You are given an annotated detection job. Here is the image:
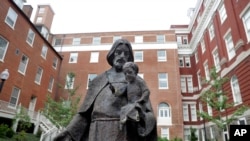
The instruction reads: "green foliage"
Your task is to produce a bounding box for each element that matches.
[0,124,9,137]
[6,128,15,138]
[13,106,32,131]
[189,127,198,141]
[13,130,27,141]
[43,72,81,128]
[157,136,182,141]
[198,67,249,131]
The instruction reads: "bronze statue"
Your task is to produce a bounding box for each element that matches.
[53,39,157,141]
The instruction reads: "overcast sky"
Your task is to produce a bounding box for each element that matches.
[26,0,197,34]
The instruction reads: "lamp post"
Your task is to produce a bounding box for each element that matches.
[0,69,9,93]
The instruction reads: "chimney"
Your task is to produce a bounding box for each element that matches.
[22,5,33,19]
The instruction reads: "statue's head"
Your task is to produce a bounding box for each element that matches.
[107,39,134,71]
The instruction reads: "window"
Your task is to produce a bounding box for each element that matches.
[185,57,191,67]
[8,87,20,108]
[242,7,250,42]
[52,57,58,69]
[18,54,29,74]
[5,8,18,28]
[183,104,189,121]
[224,32,235,60]
[13,0,24,9]
[92,37,101,44]
[39,7,45,13]
[41,45,48,59]
[134,51,143,62]
[161,128,169,139]
[135,36,143,43]
[158,73,168,89]
[69,53,78,63]
[190,104,197,121]
[207,101,213,116]
[90,52,99,63]
[65,73,75,89]
[157,35,165,43]
[36,17,43,23]
[212,48,221,72]
[177,36,182,45]
[35,67,43,84]
[184,128,190,141]
[180,77,187,93]
[218,4,227,24]
[197,71,202,90]
[157,50,167,61]
[0,37,9,61]
[48,76,54,92]
[180,76,193,93]
[54,38,62,46]
[179,57,184,67]
[210,126,215,140]
[176,35,188,45]
[158,103,171,118]
[199,102,203,120]
[231,75,242,105]
[201,39,206,53]
[238,118,247,125]
[87,74,97,88]
[208,24,215,40]
[204,61,210,81]
[195,51,199,63]
[113,36,121,42]
[138,73,144,79]
[72,38,81,45]
[26,29,35,46]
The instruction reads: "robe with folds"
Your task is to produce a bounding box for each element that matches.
[65,69,157,141]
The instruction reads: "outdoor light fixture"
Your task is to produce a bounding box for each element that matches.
[0,69,9,93]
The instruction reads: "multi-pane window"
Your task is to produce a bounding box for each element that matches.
[190,104,197,121]
[184,128,190,141]
[54,38,62,46]
[208,24,215,40]
[207,101,213,116]
[39,7,45,13]
[26,29,35,46]
[113,36,121,42]
[92,37,101,45]
[65,73,75,89]
[218,4,227,24]
[48,76,54,92]
[179,57,184,67]
[18,54,29,74]
[135,36,143,43]
[72,38,81,45]
[161,128,169,139]
[183,104,189,121]
[195,51,199,63]
[201,39,206,53]
[203,61,210,81]
[69,53,78,63]
[13,0,24,9]
[212,48,221,72]
[35,67,43,84]
[157,35,165,43]
[180,76,193,93]
[87,74,97,88]
[158,103,171,118]
[8,87,20,108]
[0,37,8,61]
[90,52,99,63]
[231,75,242,105]
[210,127,215,140]
[158,73,168,89]
[177,35,188,45]
[41,45,48,59]
[238,118,247,125]
[52,57,58,69]
[134,51,143,62]
[185,57,191,67]
[224,32,235,60]
[36,17,43,23]
[199,102,203,120]
[5,7,18,28]
[157,50,167,61]
[197,71,202,90]
[180,77,187,93]
[242,8,250,42]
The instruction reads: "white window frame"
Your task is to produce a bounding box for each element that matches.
[54,38,62,46]
[179,57,184,67]
[161,128,169,139]
[36,17,43,23]
[158,103,171,118]
[65,74,75,89]
[201,39,206,54]
[90,52,99,63]
[52,57,58,69]
[92,37,101,45]
[241,6,250,42]
[157,50,167,62]
[199,102,203,120]
[231,75,242,105]
[48,76,54,92]
[180,77,187,93]
[212,48,221,72]
[5,7,18,28]
[183,104,189,121]
[135,36,143,43]
[224,31,235,60]
[69,53,78,63]
[177,36,182,45]
[158,73,168,89]
[0,36,9,62]
[41,45,48,59]
[157,35,165,43]
[197,71,202,90]
[208,24,215,40]
[203,61,210,81]
[195,51,199,63]
[72,38,81,45]
[113,36,121,42]
[18,54,29,75]
[238,117,247,125]
[185,57,191,67]
[35,67,43,85]
[134,51,143,62]
[190,104,197,121]
[87,74,97,88]
[184,128,190,141]
[218,4,227,24]
[26,29,35,46]
[207,101,213,116]
[8,87,20,109]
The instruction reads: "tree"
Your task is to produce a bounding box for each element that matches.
[198,67,248,140]
[189,127,198,141]
[43,72,81,128]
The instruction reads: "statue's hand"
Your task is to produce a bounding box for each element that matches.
[53,130,72,141]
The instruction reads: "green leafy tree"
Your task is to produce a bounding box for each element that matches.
[189,127,198,141]
[43,72,81,128]
[13,106,32,132]
[198,67,249,140]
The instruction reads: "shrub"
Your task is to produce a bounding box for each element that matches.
[6,128,15,138]
[0,124,9,137]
